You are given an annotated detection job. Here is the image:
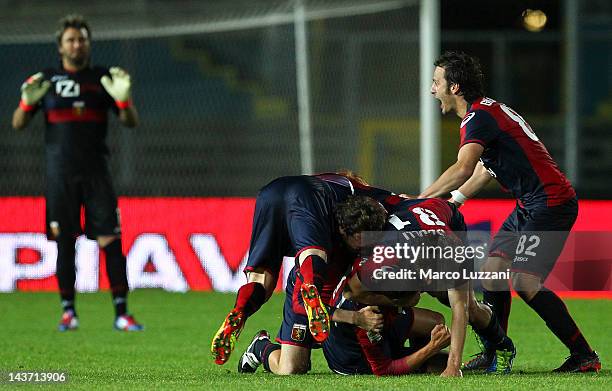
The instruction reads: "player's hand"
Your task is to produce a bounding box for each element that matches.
[355,306,383,333]
[440,367,463,377]
[429,324,451,350]
[100,67,132,103]
[20,72,51,106]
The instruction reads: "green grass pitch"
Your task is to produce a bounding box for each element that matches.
[1,291,610,390]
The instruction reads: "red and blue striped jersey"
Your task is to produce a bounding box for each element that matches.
[460,97,575,207]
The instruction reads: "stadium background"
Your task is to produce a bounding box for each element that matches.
[0,1,611,389]
[0,0,611,293]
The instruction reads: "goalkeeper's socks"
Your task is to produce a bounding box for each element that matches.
[234,282,267,317]
[483,288,511,332]
[102,239,129,317]
[56,236,77,309]
[61,300,76,316]
[113,297,127,317]
[526,288,592,355]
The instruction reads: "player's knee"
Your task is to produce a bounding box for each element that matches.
[511,273,540,302]
[481,258,502,273]
[97,235,119,248]
[246,270,276,298]
[49,222,61,240]
[481,257,510,290]
[510,274,521,291]
[514,288,538,303]
[278,361,309,375]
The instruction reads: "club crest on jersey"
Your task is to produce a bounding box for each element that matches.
[291,323,307,342]
[73,101,85,116]
[460,112,476,128]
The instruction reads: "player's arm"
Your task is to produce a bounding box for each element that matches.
[101,67,139,128]
[441,284,469,377]
[12,72,50,130]
[390,324,451,374]
[118,104,139,128]
[12,107,34,130]
[449,161,493,206]
[331,306,383,333]
[356,323,450,376]
[418,143,484,198]
[345,272,420,307]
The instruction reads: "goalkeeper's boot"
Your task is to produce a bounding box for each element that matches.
[553,351,601,373]
[300,283,330,343]
[114,314,144,331]
[58,310,79,332]
[211,309,245,365]
[238,330,270,373]
[462,332,495,371]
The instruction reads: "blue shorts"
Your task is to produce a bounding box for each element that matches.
[323,304,415,375]
[489,198,578,279]
[243,175,351,279]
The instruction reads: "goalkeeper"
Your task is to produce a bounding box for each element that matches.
[11,14,143,332]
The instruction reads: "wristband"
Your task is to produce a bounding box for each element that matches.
[19,99,36,112]
[450,189,468,204]
[115,99,132,110]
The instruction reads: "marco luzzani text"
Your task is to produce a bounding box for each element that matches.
[370,242,510,281]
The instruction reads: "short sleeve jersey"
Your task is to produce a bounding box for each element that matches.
[383,198,465,233]
[460,97,575,207]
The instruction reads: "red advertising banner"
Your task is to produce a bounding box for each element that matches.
[1,197,611,294]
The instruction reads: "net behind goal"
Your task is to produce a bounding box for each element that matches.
[0,0,421,196]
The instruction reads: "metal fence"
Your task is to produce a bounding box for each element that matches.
[1,0,611,198]
[0,0,421,196]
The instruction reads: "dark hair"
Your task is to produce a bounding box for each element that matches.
[335,169,370,186]
[434,51,484,103]
[56,14,91,45]
[335,196,387,236]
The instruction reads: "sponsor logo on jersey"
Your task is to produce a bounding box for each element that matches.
[56,80,80,98]
[480,97,496,106]
[51,75,69,82]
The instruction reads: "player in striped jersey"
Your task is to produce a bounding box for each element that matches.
[211,173,395,366]
[422,51,599,372]
[238,196,515,377]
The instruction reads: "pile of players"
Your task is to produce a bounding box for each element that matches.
[210,51,600,376]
